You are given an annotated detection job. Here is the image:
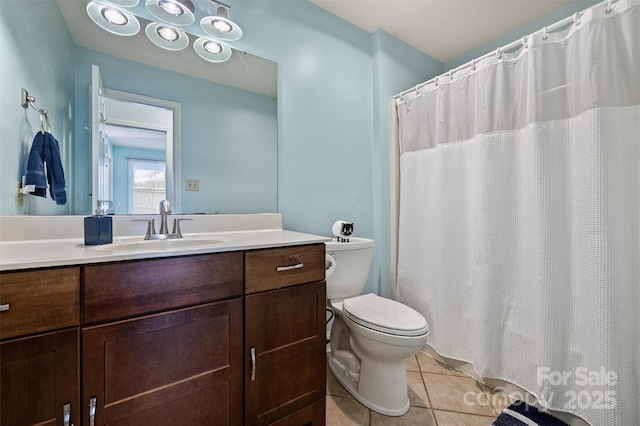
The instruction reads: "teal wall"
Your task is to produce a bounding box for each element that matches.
[0,0,74,215]
[228,1,443,295]
[370,31,443,297]
[1,0,599,297]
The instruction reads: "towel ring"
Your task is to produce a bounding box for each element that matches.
[21,88,51,134]
[39,110,51,134]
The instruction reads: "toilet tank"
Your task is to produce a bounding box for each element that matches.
[325,237,374,300]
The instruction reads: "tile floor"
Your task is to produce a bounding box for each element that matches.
[326,351,517,425]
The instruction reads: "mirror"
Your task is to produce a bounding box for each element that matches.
[0,0,277,216]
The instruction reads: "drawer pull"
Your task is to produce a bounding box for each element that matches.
[276,263,304,272]
[250,347,256,381]
[0,304,9,312]
[89,397,97,426]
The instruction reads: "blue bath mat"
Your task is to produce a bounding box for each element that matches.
[492,401,569,426]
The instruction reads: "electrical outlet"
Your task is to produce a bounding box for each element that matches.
[186,178,200,191]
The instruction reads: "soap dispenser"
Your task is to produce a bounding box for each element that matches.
[84,208,112,245]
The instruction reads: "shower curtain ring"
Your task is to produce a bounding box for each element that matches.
[542,27,548,40]
[605,0,613,13]
[496,47,502,60]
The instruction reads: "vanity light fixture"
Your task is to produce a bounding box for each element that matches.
[87,0,238,63]
[86,1,141,36]
[200,1,242,41]
[145,0,196,26]
[145,22,189,50]
[194,37,232,63]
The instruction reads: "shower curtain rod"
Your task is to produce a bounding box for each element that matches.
[391,0,618,100]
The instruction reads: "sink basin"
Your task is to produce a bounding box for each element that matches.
[89,238,227,251]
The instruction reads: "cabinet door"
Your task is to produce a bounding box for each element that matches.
[1,328,80,426]
[268,399,325,426]
[82,298,242,426]
[245,281,326,426]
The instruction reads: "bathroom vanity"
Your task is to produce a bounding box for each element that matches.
[0,214,329,426]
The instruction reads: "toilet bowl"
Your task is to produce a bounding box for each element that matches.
[325,238,429,416]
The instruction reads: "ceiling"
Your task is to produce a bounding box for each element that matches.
[308,0,575,63]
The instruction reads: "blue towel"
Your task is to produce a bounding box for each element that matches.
[25,132,67,205]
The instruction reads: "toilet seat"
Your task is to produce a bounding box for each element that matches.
[342,294,428,337]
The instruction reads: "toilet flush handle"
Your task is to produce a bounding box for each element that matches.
[325,254,337,277]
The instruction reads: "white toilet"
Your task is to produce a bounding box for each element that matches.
[325,237,429,416]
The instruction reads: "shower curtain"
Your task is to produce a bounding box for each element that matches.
[395,1,639,424]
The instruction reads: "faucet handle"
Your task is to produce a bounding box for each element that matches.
[159,200,171,214]
[132,219,156,240]
[172,218,193,238]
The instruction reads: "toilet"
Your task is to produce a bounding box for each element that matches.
[325,237,429,416]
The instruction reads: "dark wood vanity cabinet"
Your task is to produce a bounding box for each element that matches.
[1,243,327,426]
[245,244,327,426]
[81,253,244,426]
[0,268,81,426]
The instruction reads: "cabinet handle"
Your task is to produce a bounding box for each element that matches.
[89,397,97,426]
[63,402,73,426]
[276,263,304,272]
[250,347,256,381]
[0,304,9,312]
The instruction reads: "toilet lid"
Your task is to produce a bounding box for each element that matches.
[342,293,429,337]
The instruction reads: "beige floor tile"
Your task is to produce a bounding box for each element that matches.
[422,373,495,416]
[406,371,429,408]
[405,355,420,372]
[433,410,497,426]
[326,395,370,426]
[477,382,517,416]
[370,406,437,426]
[416,351,466,376]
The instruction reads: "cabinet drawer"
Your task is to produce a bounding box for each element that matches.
[84,252,243,324]
[0,268,80,339]
[245,244,325,294]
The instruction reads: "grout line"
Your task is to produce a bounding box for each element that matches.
[432,408,498,419]
[416,355,439,426]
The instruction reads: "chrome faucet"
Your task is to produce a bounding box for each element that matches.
[159,200,172,235]
[132,200,192,240]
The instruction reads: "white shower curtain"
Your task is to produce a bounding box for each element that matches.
[396,1,639,424]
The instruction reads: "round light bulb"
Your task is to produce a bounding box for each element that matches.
[157,0,184,16]
[204,41,222,54]
[156,25,179,41]
[212,19,232,33]
[101,6,128,25]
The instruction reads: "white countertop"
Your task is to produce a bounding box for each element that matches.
[0,229,331,272]
[0,214,331,272]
